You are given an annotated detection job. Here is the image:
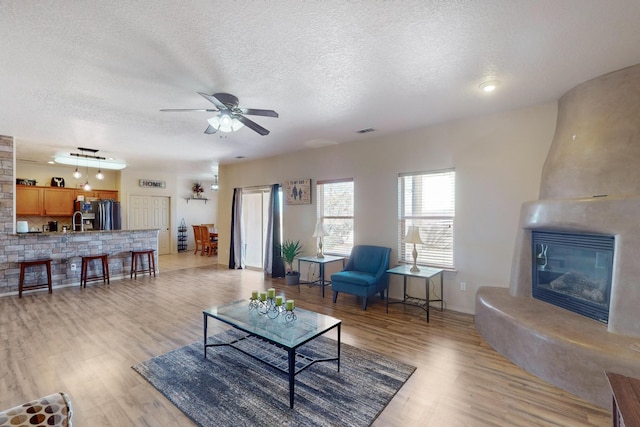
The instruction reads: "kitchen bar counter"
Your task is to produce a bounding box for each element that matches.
[1,229,159,295]
[14,228,152,236]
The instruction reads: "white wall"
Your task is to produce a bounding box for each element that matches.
[217,102,557,314]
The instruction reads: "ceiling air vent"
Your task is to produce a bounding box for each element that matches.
[356,128,376,134]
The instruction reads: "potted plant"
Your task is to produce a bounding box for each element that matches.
[279,240,303,285]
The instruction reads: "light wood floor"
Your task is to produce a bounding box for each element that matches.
[0,253,611,426]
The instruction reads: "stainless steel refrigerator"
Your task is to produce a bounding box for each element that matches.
[91,199,121,230]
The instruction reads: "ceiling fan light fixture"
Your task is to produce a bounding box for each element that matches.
[208,113,244,133]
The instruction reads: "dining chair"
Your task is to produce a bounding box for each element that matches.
[192,225,203,255]
[202,224,218,255]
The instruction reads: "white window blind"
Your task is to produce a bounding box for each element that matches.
[398,169,455,269]
[317,179,354,256]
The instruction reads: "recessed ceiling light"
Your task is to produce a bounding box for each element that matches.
[479,80,500,93]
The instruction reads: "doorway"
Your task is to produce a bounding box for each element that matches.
[129,195,171,255]
[242,189,270,269]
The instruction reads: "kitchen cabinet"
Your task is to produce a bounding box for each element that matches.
[74,190,96,200]
[74,189,118,201]
[43,188,76,216]
[16,186,42,215]
[16,185,118,216]
[96,190,118,201]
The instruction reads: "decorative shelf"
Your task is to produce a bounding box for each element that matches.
[186,197,209,203]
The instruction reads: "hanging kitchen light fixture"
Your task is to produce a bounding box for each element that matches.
[83,164,91,191]
[73,155,82,179]
[55,147,126,170]
[96,159,104,180]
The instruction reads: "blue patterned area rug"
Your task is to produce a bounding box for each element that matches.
[132,329,416,427]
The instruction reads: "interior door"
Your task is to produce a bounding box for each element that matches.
[151,196,171,255]
[129,195,171,255]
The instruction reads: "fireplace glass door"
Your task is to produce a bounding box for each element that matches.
[532,230,613,323]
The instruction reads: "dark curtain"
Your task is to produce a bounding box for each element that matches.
[229,188,239,269]
[270,184,285,278]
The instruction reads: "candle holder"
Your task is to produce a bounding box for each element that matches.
[249,296,296,322]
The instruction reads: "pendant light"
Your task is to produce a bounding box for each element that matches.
[96,160,104,180]
[73,156,82,179]
[83,164,91,191]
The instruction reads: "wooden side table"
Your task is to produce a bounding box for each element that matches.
[606,371,640,427]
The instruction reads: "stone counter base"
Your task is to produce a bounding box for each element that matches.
[0,229,158,294]
[475,286,640,409]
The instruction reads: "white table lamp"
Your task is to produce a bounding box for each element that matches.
[312,222,330,258]
[405,226,424,272]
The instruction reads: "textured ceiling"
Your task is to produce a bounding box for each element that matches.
[2,0,640,178]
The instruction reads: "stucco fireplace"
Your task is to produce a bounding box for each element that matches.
[475,63,640,409]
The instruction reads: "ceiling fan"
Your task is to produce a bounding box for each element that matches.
[160,92,278,136]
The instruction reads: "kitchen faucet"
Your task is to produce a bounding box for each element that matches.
[72,211,84,232]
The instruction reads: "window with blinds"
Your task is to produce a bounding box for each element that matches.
[398,169,455,269]
[317,179,354,256]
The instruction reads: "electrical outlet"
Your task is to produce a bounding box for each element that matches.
[460,282,466,291]
[70,264,76,271]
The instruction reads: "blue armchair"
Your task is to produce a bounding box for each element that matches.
[331,245,392,310]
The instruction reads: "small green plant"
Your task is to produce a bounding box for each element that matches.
[279,240,303,274]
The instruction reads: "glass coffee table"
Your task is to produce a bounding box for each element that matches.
[203,300,341,408]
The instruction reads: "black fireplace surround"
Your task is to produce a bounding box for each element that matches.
[532,230,614,324]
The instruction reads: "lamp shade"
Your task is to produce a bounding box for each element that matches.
[312,222,329,237]
[405,226,424,245]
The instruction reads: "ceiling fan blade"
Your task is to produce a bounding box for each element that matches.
[160,108,218,112]
[236,115,270,136]
[204,125,218,134]
[238,108,279,118]
[198,92,228,110]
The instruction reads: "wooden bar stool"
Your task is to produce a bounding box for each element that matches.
[18,259,53,298]
[130,249,156,279]
[80,254,110,288]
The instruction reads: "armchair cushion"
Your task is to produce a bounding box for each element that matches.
[331,245,391,310]
[0,392,73,427]
[333,271,378,287]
